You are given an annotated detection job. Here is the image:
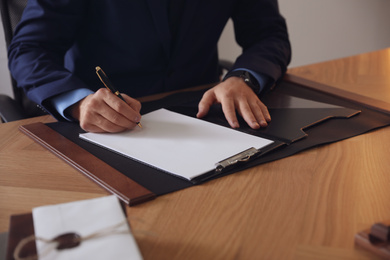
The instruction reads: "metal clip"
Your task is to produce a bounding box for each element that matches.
[215,147,260,172]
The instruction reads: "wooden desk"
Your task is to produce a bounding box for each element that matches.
[1,49,390,260]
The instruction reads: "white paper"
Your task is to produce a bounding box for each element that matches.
[80,109,274,180]
[32,195,142,260]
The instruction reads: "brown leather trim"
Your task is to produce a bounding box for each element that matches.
[6,213,35,260]
[19,122,155,206]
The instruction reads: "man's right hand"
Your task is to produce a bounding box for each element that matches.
[70,88,142,133]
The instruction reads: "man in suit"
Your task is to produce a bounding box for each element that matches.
[8,0,291,132]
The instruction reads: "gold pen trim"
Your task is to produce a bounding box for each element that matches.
[95,66,142,128]
[95,67,109,90]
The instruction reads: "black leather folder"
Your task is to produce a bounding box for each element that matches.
[19,78,390,206]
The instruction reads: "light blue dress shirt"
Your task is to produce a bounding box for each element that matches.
[51,88,93,121]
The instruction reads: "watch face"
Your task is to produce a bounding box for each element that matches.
[242,72,258,90]
[242,71,251,81]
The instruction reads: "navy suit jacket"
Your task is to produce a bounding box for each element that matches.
[9,0,291,119]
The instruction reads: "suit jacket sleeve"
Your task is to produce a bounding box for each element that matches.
[231,0,291,90]
[8,0,90,119]
[8,0,291,120]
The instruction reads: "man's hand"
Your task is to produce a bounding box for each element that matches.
[70,88,142,133]
[197,77,271,129]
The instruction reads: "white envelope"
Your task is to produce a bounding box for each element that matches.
[32,195,142,260]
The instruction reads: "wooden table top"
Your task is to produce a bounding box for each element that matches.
[1,48,390,260]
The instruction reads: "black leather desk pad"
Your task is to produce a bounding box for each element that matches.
[47,80,390,196]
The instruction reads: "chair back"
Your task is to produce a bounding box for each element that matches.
[0,0,46,117]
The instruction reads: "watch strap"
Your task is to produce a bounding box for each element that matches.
[223,70,260,93]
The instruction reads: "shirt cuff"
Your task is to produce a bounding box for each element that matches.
[50,88,93,121]
[233,68,269,94]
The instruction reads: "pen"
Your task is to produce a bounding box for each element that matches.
[95,66,142,128]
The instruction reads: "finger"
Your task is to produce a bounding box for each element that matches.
[99,105,140,130]
[80,89,139,131]
[100,90,141,126]
[79,104,131,132]
[94,113,130,132]
[220,95,240,128]
[246,99,272,128]
[247,99,271,128]
[81,121,110,133]
[236,100,262,129]
[80,114,128,133]
[123,94,142,113]
[79,118,104,132]
[257,100,271,122]
[197,90,215,118]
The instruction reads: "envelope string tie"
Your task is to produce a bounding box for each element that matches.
[14,220,128,260]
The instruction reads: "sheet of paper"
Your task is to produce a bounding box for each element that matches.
[80,109,274,180]
[32,195,142,260]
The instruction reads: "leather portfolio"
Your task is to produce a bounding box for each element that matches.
[19,77,390,206]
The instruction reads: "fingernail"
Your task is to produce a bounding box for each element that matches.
[252,122,260,129]
[231,121,239,128]
[260,120,268,127]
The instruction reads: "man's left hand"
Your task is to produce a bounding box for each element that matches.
[197,77,271,129]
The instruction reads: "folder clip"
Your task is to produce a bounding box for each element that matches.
[215,147,260,172]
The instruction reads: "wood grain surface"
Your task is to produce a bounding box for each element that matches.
[1,49,390,259]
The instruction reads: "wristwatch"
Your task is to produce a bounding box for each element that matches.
[223,70,260,93]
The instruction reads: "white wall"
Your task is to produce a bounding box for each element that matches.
[0,19,12,98]
[218,0,390,67]
[1,0,390,97]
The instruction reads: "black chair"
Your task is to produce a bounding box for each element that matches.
[0,0,47,122]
